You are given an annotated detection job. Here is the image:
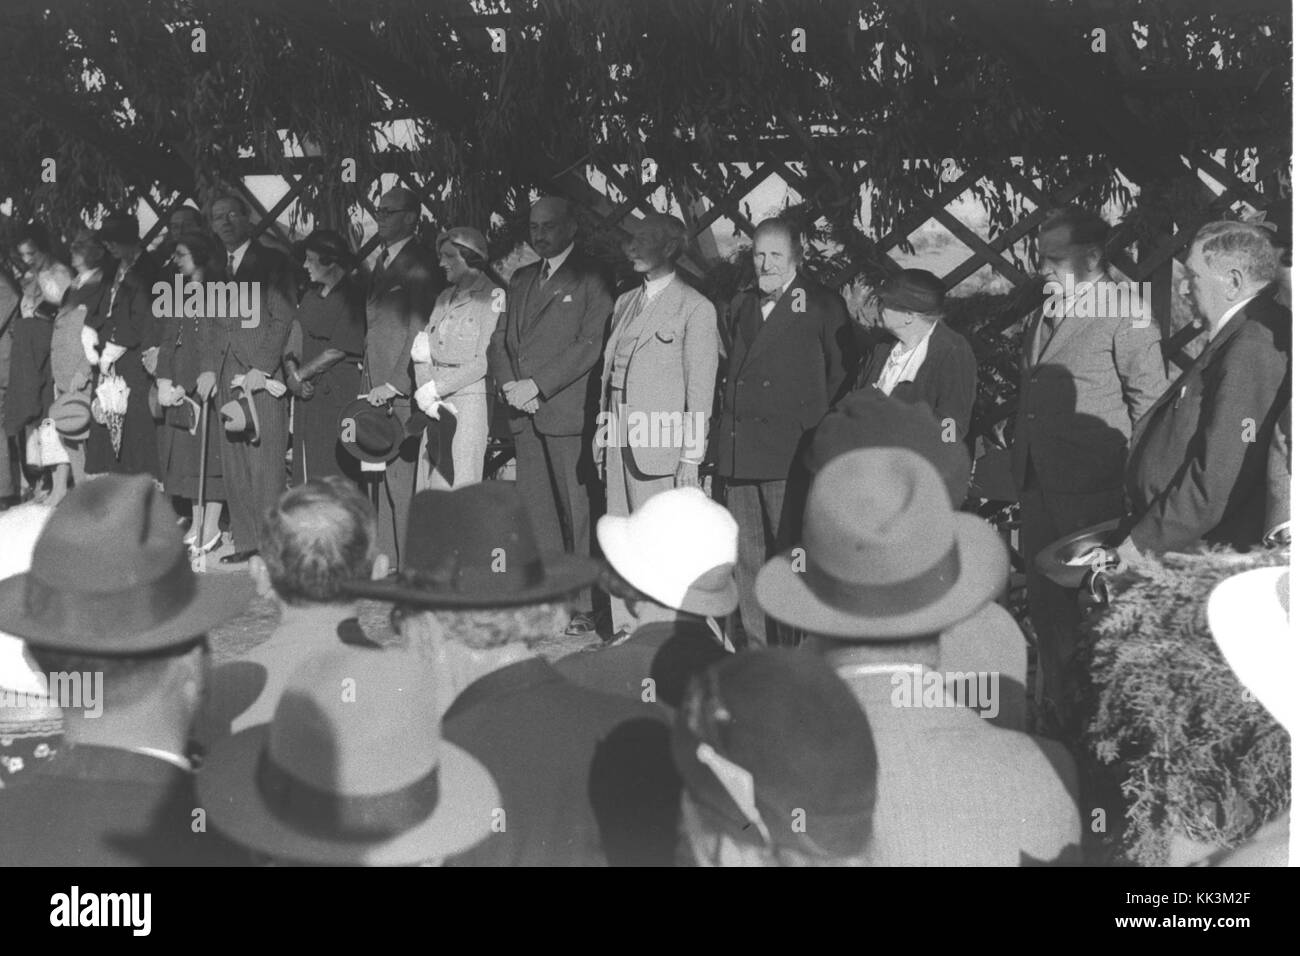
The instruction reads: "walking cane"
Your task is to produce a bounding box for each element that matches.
[192,395,211,573]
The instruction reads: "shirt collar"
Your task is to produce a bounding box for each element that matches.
[228,239,252,274]
[1210,293,1259,340]
[384,235,413,262]
[544,243,575,277]
[644,271,675,299]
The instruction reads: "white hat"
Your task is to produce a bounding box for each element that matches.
[0,504,55,698]
[597,487,739,617]
[1206,566,1295,734]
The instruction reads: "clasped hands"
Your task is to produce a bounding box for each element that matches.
[502,379,540,415]
[231,368,287,398]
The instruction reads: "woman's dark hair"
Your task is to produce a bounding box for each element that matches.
[69,230,107,270]
[172,229,221,277]
[17,221,53,255]
[302,229,356,271]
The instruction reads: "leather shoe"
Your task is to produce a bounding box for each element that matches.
[219,549,258,565]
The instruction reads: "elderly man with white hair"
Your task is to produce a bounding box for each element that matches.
[1121,220,1290,556]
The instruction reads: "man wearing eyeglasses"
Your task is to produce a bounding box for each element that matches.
[362,187,442,568]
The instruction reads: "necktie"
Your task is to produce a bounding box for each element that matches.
[760,289,782,321]
[540,259,551,284]
[227,250,237,277]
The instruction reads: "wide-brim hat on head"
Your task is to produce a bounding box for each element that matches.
[756,447,1006,639]
[220,389,261,444]
[50,391,92,441]
[1207,566,1295,734]
[597,487,738,617]
[1034,519,1125,590]
[435,227,489,263]
[0,475,255,654]
[344,482,600,608]
[338,398,405,464]
[198,647,500,865]
[673,649,878,859]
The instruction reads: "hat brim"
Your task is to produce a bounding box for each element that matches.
[1207,567,1294,733]
[0,572,257,654]
[1033,519,1124,589]
[342,552,601,609]
[597,518,738,618]
[755,514,1007,639]
[338,400,407,464]
[197,729,499,866]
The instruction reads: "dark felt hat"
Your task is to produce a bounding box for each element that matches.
[673,648,879,858]
[96,213,140,246]
[0,474,254,653]
[338,398,406,464]
[344,481,600,608]
[877,269,946,314]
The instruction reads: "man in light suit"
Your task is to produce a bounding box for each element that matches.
[1012,206,1167,725]
[757,449,1082,865]
[716,217,855,647]
[1121,221,1290,555]
[594,214,719,636]
[362,187,442,568]
[488,197,613,636]
[201,194,299,564]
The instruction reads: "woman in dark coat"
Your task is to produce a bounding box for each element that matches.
[155,231,225,554]
[284,230,365,484]
[83,214,160,479]
[6,225,69,469]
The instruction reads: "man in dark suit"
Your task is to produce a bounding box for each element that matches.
[360,187,442,568]
[0,475,254,865]
[716,217,854,647]
[1121,221,1290,555]
[1013,207,1167,726]
[850,269,977,441]
[344,483,680,866]
[488,197,613,636]
[199,193,299,564]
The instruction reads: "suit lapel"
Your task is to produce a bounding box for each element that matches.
[522,259,581,337]
[740,277,802,370]
[630,279,681,351]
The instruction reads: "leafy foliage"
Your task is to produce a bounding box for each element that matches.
[1080,546,1291,866]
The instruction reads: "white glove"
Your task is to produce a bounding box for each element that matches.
[156,380,185,407]
[410,331,433,366]
[81,325,101,365]
[98,341,127,374]
[414,380,456,419]
[264,379,288,399]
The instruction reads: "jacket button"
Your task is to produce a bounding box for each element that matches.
[737,379,744,386]
[1028,413,1037,421]
[762,380,770,387]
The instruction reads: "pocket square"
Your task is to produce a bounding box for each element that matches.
[562,294,573,302]
[655,330,676,344]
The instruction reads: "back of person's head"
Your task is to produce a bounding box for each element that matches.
[27,642,206,716]
[255,478,379,606]
[673,649,878,866]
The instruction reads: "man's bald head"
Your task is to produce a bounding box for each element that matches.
[529,195,578,258]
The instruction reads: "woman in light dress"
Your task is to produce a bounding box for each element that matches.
[411,227,502,490]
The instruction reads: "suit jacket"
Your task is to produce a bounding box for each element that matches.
[363,239,441,422]
[841,671,1082,866]
[488,250,613,437]
[209,241,299,381]
[441,658,680,867]
[597,275,720,475]
[855,319,978,440]
[716,275,855,480]
[1126,294,1290,554]
[554,618,729,709]
[0,744,248,866]
[1012,282,1168,495]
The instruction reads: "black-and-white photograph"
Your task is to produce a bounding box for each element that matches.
[0,0,1291,904]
